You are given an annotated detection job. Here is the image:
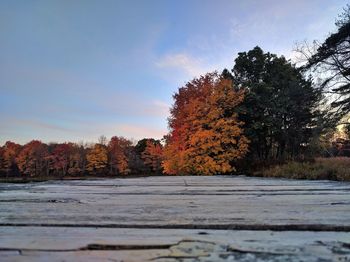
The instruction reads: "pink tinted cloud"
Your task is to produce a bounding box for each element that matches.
[117,123,166,140]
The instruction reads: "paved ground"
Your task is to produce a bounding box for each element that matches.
[0,176,350,261]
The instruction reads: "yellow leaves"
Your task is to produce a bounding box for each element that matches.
[162,145,187,175]
[86,144,108,173]
[162,72,249,175]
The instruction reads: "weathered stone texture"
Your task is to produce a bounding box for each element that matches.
[0,176,349,261]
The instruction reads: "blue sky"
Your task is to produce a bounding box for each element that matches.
[0,0,348,144]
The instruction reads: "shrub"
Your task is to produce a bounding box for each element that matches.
[260,157,350,181]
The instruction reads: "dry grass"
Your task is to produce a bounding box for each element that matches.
[260,157,350,181]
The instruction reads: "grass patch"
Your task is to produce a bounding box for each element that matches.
[258,157,350,181]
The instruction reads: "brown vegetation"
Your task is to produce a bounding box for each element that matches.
[259,157,350,181]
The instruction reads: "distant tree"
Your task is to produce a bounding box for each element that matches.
[231,46,323,162]
[86,144,108,175]
[127,147,146,175]
[1,141,21,177]
[141,139,163,174]
[108,136,132,175]
[67,143,86,175]
[98,135,107,146]
[135,138,157,155]
[48,143,77,177]
[300,5,350,115]
[133,138,156,173]
[163,72,249,175]
[0,147,5,176]
[16,140,48,177]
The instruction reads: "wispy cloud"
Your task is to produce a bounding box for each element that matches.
[70,122,167,142]
[94,95,170,119]
[0,117,79,144]
[1,118,75,134]
[144,100,170,118]
[155,53,216,79]
[117,123,166,140]
[0,117,167,145]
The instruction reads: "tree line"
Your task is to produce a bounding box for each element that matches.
[0,137,163,178]
[1,5,349,178]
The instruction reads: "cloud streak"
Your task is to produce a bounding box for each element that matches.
[155,53,217,79]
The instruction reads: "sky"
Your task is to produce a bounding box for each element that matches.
[0,0,348,145]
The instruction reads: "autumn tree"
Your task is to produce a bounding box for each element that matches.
[67,143,86,175]
[135,138,153,155]
[1,141,21,177]
[163,72,249,175]
[108,136,132,175]
[0,147,5,176]
[48,143,77,177]
[141,139,163,174]
[16,140,48,177]
[133,138,155,173]
[86,143,108,174]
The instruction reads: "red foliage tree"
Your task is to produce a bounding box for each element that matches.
[47,143,77,177]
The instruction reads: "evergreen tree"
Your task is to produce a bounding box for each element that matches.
[231,46,323,162]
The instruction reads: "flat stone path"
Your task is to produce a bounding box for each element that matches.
[0,176,350,261]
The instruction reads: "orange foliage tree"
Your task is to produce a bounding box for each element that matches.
[162,72,249,175]
[1,141,21,177]
[141,140,163,174]
[86,144,108,174]
[16,140,48,177]
[108,136,132,175]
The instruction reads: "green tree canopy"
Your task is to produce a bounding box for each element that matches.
[229,46,324,162]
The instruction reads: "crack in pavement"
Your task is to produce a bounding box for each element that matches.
[1,223,350,231]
